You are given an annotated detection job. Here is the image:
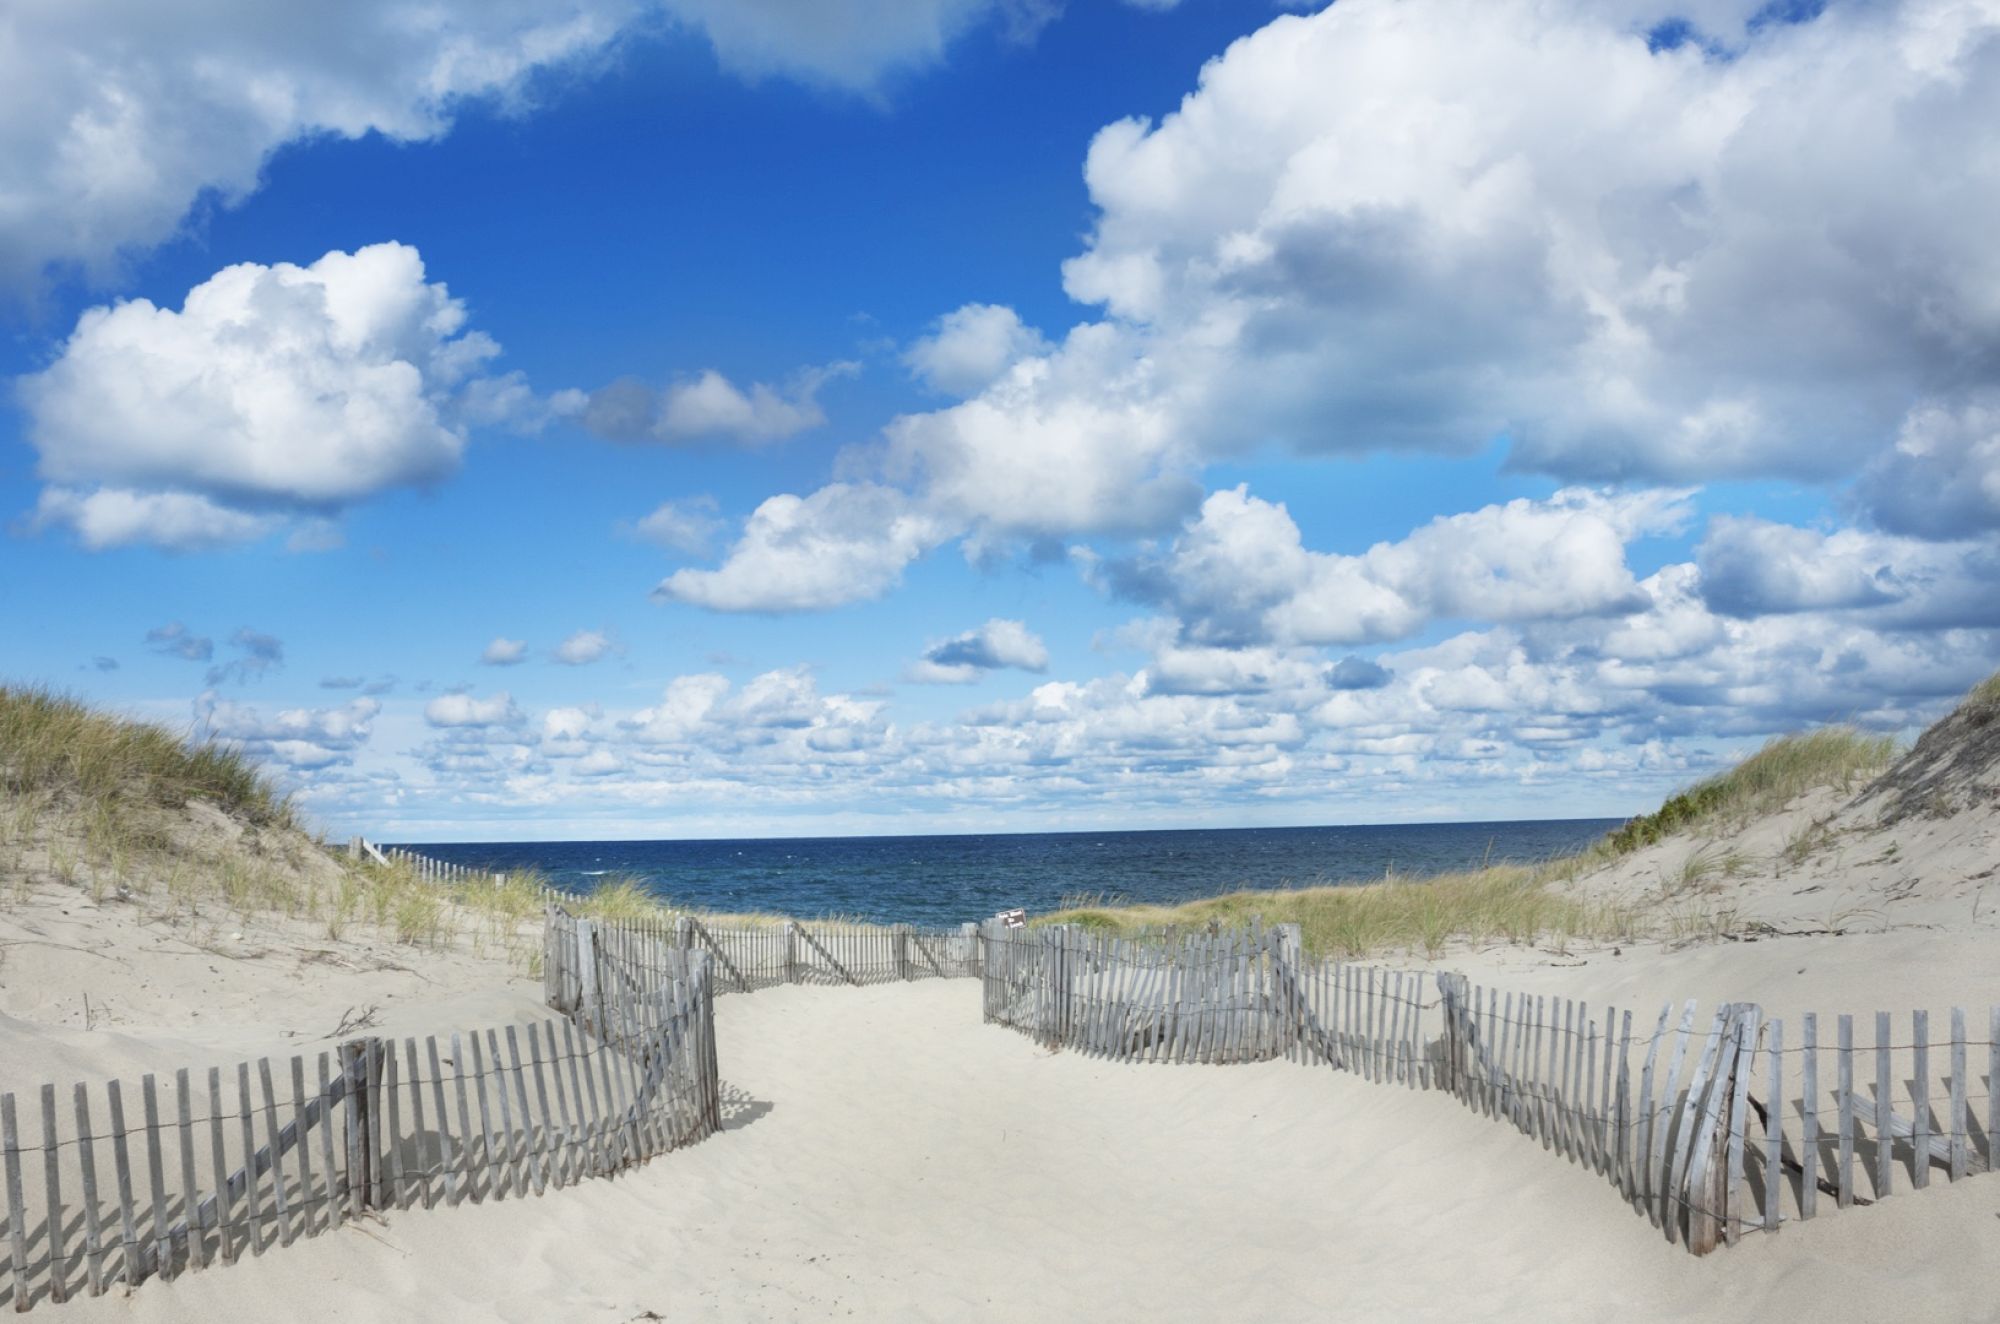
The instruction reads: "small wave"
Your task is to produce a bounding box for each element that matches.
[579,869,610,876]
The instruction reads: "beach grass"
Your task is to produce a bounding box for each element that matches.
[0,684,292,828]
[1037,855,1646,959]
[1604,726,1895,853]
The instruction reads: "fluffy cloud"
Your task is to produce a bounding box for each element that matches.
[655,483,949,612]
[876,321,1201,540]
[480,638,528,667]
[424,691,524,728]
[553,629,614,666]
[1094,485,1690,648]
[1697,518,2000,629]
[623,667,889,755]
[907,618,1049,683]
[583,363,856,447]
[1856,400,2000,538]
[1048,0,2000,490]
[196,693,379,770]
[799,0,2000,570]
[904,303,1051,396]
[649,0,2000,594]
[3,0,1057,292]
[33,490,278,552]
[20,243,518,550]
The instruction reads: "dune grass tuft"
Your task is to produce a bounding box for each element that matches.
[0,684,291,827]
[1605,727,1896,854]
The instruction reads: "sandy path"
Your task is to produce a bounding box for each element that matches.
[48,979,2000,1322]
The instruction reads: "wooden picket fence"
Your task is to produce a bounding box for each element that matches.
[0,916,718,1313]
[548,911,982,1001]
[352,843,987,986]
[348,838,566,900]
[981,921,2000,1255]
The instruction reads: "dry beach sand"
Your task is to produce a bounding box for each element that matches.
[10,978,1999,1323]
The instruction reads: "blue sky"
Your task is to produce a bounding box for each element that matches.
[4,0,1999,841]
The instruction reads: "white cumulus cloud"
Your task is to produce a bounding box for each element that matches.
[654,483,949,612]
[553,629,615,666]
[903,303,1051,397]
[480,638,528,667]
[1094,485,1691,648]
[424,691,524,728]
[196,692,380,770]
[19,243,518,550]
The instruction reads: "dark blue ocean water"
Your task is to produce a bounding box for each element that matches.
[397,819,1622,928]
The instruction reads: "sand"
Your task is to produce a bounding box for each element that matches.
[0,878,548,1090]
[20,974,1998,1323]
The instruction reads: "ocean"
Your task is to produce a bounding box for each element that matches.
[396,818,1623,928]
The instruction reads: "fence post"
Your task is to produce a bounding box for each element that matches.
[1436,973,1464,1097]
[960,922,978,978]
[785,922,798,985]
[1274,924,1303,1057]
[339,1039,375,1216]
[896,924,911,981]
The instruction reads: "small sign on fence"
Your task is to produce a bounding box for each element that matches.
[999,909,1026,929]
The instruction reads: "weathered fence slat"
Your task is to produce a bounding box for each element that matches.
[75,1086,106,1295]
[428,1040,458,1208]
[108,1080,143,1282]
[1837,1015,1856,1208]
[1763,1018,1783,1233]
[1875,1011,1893,1200]
[315,1055,341,1232]
[256,1060,290,1248]
[2,1095,28,1313]
[141,1075,170,1277]
[172,1071,197,1273]
[203,1070,229,1268]
[1950,1009,1969,1182]
[289,1058,316,1237]
[40,1085,65,1304]
[1801,1013,1818,1221]
[1913,1010,1931,1192]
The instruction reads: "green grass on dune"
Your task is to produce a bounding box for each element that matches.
[1038,854,1639,960]
[1604,726,1896,854]
[0,684,292,827]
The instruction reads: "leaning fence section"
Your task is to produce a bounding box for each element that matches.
[1431,979,2000,1253]
[979,921,2000,1257]
[0,924,718,1313]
